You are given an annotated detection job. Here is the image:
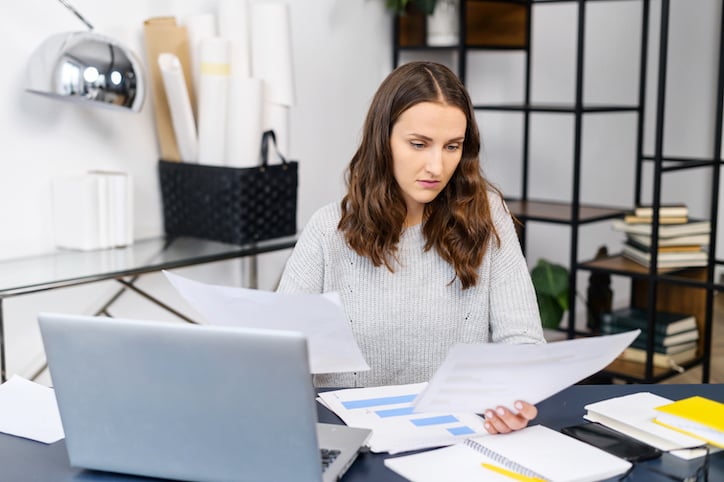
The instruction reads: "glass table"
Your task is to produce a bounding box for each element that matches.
[0,235,297,382]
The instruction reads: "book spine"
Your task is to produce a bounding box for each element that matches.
[600,318,669,338]
[600,324,697,350]
[463,439,546,481]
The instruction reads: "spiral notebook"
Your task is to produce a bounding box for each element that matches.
[384,425,632,482]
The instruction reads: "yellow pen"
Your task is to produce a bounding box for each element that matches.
[481,462,546,482]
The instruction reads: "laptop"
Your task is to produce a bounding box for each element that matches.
[37,312,371,482]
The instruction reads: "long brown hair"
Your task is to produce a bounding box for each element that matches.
[339,61,501,289]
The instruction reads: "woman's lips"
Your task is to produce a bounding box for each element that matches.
[418,180,440,188]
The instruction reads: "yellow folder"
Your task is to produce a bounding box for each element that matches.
[653,396,724,448]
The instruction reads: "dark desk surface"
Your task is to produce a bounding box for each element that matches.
[0,384,721,481]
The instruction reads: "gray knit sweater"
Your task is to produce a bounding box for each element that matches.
[277,193,545,387]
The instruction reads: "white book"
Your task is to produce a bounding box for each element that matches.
[384,425,632,482]
[622,244,708,268]
[88,172,111,249]
[627,232,710,247]
[612,218,711,238]
[51,175,102,251]
[584,392,713,460]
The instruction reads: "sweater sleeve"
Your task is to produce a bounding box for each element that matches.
[487,193,546,344]
[276,206,329,293]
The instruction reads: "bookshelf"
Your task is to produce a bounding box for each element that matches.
[393,0,722,383]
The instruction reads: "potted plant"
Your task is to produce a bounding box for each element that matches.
[531,258,569,330]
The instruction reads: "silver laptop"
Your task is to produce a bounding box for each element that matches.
[37,312,371,482]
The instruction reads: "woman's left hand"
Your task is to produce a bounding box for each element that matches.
[482,400,537,434]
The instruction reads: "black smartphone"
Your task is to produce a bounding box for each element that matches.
[561,422,663,462]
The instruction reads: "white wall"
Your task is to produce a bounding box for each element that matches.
[1,0,722,379]
[0,0,391,379]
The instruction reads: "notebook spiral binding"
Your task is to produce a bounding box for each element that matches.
[463,438,549,481]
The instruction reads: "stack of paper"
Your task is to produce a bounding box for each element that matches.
[653,396,724,448]
[584,392,713,459]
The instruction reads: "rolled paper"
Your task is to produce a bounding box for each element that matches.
[226,77,264,167]
[250,1,295,106]
[184,13,217,113]
[263,100,290,155]
[158,53,198,163]
[197,37,230,166]
[218,0,251,79]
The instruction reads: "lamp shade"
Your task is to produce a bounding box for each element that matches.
[26,31,145,112]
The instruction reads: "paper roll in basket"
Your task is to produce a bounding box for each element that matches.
[158,130,297,244]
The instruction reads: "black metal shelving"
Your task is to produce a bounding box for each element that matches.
[393,0,723,383]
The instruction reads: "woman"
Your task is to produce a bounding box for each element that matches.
[278,61,544,434]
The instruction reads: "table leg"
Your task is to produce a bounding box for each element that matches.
[0,298,5,383]
[242,256,258,289]
[116,279,199,324]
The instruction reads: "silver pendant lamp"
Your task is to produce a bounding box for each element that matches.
[25,0,145,112]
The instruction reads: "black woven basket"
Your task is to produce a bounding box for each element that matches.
[158,151,298,245]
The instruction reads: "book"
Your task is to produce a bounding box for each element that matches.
[624,214,688,224]
[654,396,724,449]
[626,232,710,248]
[622,243,708,268]
[634,204,689,218]
[600,308,697,336]
[601,324,699,349]
[612,218,711,238]
[628,339,698,354]
[383,425,632,482]
[584,392,713,460]
[625,237,704,254]
[619,345,698,369]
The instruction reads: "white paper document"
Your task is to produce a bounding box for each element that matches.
[0,375,64,444]
[585,392,713,460]
[164,271,369,374]
[384,424,632,482]
[414,330,640,413]
[317,383,487,454]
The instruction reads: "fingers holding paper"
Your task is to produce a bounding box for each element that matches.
[483,400,538,434]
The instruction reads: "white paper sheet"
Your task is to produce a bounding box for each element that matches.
[318,383,487,454]
[0,375,64,444]
[164,271,369,374]
[414,330,640,413]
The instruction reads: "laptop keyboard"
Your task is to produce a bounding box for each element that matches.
[320,448,341,472]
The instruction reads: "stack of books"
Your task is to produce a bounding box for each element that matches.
[612,204,710,269]
[601,307,699,369]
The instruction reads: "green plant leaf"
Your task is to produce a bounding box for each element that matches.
[416,0,437,15]
[530,259,568,298]
[536,292,564,329]
[531,258,569,329]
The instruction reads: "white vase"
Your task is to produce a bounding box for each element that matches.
[426,0,459,47]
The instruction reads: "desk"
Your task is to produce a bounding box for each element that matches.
[0,235,297,382]
[0,384,721,481]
